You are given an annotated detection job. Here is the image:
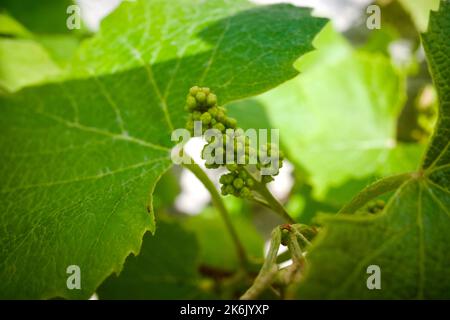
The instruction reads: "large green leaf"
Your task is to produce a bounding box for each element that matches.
[0,0,74,34]
[0,38,61,92]
[298,1,450,299]
[97,219,210,299]
[0,0,326,299]
[398,0,440,32]
[253,24,422,197]
[0,13,61,92]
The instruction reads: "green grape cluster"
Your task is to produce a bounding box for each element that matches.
[184,86,285,199]
[185,86,237,134]
[202,130,254,170]
[219,168,254,198]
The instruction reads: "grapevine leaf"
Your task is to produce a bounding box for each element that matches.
[0,0,326,299]
[0,37,61,92]
[252,24,420,197]
[97,220,211,299]
[0,0,74,34]
[298,1,450,299]
[398,0,440,32]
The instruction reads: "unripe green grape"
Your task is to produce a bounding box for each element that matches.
[226,163,238,172]
[211,118,217,125]
[200,112,212,125]
[221,185,228,195]
[233,178,244,189]
[239,187,251,198]
[202,87,210,95]
[196,92,206,104]
[189,86,200,96]
[246,178,254,187]
[192,111,201,120]
[238,170,247,179]
[226,117,237,128]
[223,174,234,184]
[186,96,197,110]
[207,93,217,106]
[208,107,218,117]
[213,123,225,132]
[225,185,235,195]
[216,111,226,123]
[186,119,194,131]
[219,175,228,184]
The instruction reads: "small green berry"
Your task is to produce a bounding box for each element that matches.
[224,174,234,184]
[221,185,228,195]
[246,178,254,187]
[210,118,217,125]
[233,178,244,189]
[202,87,211,95]
[226,117,237,128]
[186,119,194,131]
[216,111,226,123]
[239,187,251,198]
[225,185,235,195]
[200,112,212,125]
[219,175,228,184]
[213,123,225,132]
[196,92,206,104]
[186,96,197,110]
[189,86,200,96]
[208,107,218,117]
[207,93,217,106]
[192,111,201,120]
[238,170,247,179]
[226,163,238,172]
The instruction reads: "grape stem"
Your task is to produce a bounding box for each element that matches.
[183,155,248,269]
[240,227,281,300]
[244,167,295,223]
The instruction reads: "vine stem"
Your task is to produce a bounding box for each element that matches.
[182,156,248,269]
[240,227,281,300]
[338,172,413,214]
[240,167,295,223]
[252,178,295,223]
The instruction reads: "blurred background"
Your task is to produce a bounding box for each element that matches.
[0,0,439,299]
